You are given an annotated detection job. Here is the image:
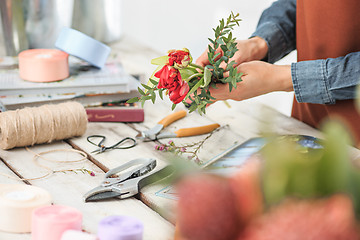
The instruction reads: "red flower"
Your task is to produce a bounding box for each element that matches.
[168,49,191,69]
[155,66,179,90]
[154,65,189,104]
[169,80,189,104]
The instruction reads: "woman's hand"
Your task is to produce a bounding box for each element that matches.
[195,37,269,68]
[209,61,293,102]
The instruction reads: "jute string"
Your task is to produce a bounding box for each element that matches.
[0,102,88,150]
[0,147,90,181]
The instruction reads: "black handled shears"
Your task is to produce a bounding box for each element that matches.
[87,135,137,154]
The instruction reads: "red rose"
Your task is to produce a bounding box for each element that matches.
[168,49,191,69]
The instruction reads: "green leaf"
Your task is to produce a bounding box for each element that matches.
[201,66,212,88]
[150,78,159,86]
[151,55,169,65]
[159,89,164,100]
[150,91,156,104]
[180,68,201,81]
[141,83,153,90]
[212,52,221,62]
[138,87,145,96]
[171,103,177,111]
[126,97,139,104]
[185,77,204,100]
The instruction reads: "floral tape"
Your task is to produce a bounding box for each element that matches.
[97,215,144,240]
[55,27,111,69]
[18,49,69,82]
[32,205,82,240]
[0,184,52,233]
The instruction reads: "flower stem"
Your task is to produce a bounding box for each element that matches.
[189,63,204,70]
[185,77,204,99]
[184,73,203,82]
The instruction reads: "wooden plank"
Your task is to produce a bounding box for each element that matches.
[0,142,174,240]
[74,100,255,223]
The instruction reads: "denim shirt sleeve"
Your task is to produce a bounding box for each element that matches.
[291,51,360,104]
[250,0,297,63]
[251,0,360,104]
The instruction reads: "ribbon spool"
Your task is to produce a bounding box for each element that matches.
[18,49,69,82]
[31,205,83,240]
[55,27,111,69]
[0,101,88,150]
[0,184,52,233]
[61,230,97,240]
[97,215,144,240]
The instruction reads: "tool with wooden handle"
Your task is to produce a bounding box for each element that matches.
[136,110,220,141]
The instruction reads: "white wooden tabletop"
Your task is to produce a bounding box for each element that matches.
[1,37,359,240]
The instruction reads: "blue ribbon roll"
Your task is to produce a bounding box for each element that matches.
[55,27,111,69]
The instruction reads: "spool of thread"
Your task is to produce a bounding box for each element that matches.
[97,215,144,240]
[31,205,83,240]
[55,27,111,69]
[0,184,52,233]
[0,101,88,150]
[18,49,69,82]
[61,230,97,240]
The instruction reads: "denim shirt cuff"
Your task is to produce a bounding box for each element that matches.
[291,61,335,104]
[251,22,288,63]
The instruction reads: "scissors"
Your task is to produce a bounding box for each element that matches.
[87,135,137,154]
[136,110,220,141]
[83,158,174,202]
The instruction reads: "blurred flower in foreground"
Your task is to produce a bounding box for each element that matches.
[174,120,360,240]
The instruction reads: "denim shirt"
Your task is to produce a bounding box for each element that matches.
[251,0,360,104]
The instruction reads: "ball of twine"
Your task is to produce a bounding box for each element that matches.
[0,102,88,150]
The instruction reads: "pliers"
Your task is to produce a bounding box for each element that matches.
[136,110,220,141]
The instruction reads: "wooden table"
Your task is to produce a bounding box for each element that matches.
[1,37,359,240]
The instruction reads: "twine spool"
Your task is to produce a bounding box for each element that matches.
[0,102,87,150]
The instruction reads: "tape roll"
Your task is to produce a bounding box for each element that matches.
[55,27,111,69]
[18,49,69,82]
[97,215,144,240]
[32,205,83,240]
[61,230,97,240]
[0,184,52,233]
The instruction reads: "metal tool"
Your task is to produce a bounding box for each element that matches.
[136,110,220,141]
[83,158,173,202]
[87,135,136,154]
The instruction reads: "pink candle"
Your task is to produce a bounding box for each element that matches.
[31,205,82,240]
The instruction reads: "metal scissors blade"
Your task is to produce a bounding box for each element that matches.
[83,158,157,202]
[136,110,187,141]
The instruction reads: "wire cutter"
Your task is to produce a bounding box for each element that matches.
[83,158,173,202]
[136,110,220,141]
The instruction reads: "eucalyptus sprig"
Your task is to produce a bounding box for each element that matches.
[128,12,243,115]
[186,12,243,114]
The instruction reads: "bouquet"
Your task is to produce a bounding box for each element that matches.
[128,12,243,114]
